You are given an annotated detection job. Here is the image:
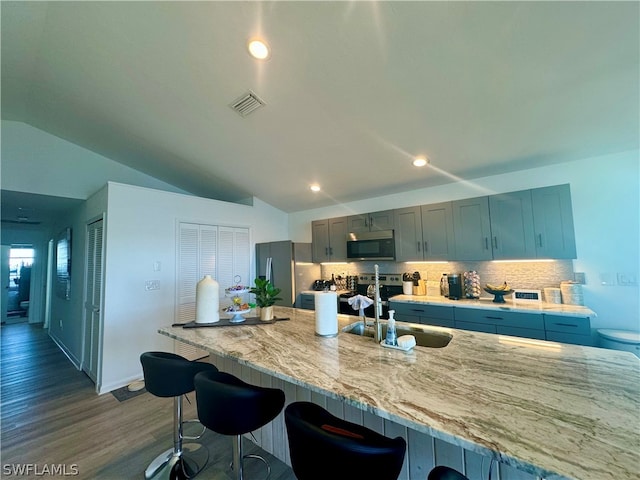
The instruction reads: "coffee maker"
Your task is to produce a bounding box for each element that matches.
[447,273,463,300]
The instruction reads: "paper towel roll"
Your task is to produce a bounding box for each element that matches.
[196,275,220,323]
[315,291,338,337]
[544,287,562,304]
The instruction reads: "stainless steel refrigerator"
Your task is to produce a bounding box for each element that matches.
[256,241,320,308]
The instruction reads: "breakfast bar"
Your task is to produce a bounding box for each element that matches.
[159,307,639,480]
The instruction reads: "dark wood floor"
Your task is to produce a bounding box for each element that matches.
[1,322,297,479]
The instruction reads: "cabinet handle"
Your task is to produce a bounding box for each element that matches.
[424,241,428,253]
[325,247,329,255]
[485,316,503,321]
[417,241,421,252]
[493,236,498,249]
[484,237,489,250]
[537,234,543,247]
[555,323,577,328]
[411,309,426,313]
[329,247,333,255]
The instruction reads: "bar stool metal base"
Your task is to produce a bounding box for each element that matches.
[145,443,209,480]
[229,434,270,480]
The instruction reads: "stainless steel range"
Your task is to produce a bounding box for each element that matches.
[339,273,403,319]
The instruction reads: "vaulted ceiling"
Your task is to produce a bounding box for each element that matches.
[2,1,638,214]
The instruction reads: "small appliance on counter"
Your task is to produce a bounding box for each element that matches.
[447,273,463,300]
[463,271,481,299]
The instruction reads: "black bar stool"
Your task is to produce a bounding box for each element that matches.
[140,352,218,480]
[194,371,285,480]
[428,465,470,479]
[284,401,406,480]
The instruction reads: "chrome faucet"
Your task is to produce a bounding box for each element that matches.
[373,264,382,343]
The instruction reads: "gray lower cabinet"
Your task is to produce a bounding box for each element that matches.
[299,293,315,310]
[454,307,546,340]
[389,301,454,327]
[544,314,591,345]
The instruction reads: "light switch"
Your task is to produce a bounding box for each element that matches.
[153,261,161,272]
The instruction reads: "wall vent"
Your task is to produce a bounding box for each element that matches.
[229,90,266,117]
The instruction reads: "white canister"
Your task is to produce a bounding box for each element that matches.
[402,281,413,295]
[196,275,220,323]
[544,287,562,304]
[315,291,338,337]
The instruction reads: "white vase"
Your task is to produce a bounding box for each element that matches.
[260,305,274,321]
[196,275,220,323]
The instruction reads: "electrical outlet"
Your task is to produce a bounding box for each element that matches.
[599,273,616,286]
[145,280,160,291]
[617,273,638,286]
[574,272,586,284]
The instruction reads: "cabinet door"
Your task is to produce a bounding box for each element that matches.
[311,219,330,263]
[531,184,577,259]
[369,210,395,231]
[488,190,536,259]
[452,197,493,260]
[328,216,348,261]
[394,206,423,261]
[421,202,455,260]
[347,214,369,233]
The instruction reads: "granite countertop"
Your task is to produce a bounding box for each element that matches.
[159,307,638,480]
[389,294,597,317]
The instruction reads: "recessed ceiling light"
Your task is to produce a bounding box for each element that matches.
[413,156,429,167]
[310,184,321,192]
[247,38,270,60]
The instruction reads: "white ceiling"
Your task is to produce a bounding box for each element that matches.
[2,1,638,214]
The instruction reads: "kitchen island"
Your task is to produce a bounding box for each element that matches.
[159,307,639,480]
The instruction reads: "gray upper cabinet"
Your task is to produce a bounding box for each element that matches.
[394,203,455,261]
[531,184,577,259]
[347,210,395,233]
[394,206,423,261]
[421,202,456,260]
[311,217,348,263]
[452,197,493,261]
[488,190,536,259]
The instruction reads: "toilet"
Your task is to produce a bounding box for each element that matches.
[597,329,640,358]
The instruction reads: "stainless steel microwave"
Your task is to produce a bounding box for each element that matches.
[346,230,396,261]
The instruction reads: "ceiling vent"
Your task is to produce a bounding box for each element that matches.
[230,90,266,117]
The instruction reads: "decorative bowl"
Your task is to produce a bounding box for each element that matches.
[483,288,514,304]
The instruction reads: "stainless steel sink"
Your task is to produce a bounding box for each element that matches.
[342,321,452,348]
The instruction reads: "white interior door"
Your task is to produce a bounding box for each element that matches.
[83,219,104,383]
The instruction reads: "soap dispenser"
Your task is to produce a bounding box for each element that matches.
[385,310,397,346]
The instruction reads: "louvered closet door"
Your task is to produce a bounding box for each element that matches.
[176,223,217,360]
[83,218,104,382]
[217,226,251,290]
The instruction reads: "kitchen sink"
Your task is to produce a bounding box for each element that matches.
[342,321,452,348]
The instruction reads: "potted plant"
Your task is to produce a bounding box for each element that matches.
[250,278,282,320]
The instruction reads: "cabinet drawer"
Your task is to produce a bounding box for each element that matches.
[422,317,455,328]
[299,295,315,310]
[390,302,454,320]
[544,315,591,335]
[497,326,546,340]
[454,308,544,330]
[455,321,497,334]
[394,313,420,323]
[546,331,593,346]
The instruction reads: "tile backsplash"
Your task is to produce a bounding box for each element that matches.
[320,260,576,300]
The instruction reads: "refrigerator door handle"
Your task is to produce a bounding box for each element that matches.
[266,257,272,283]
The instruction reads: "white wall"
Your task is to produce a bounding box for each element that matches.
[1,120,191,198]
[289,150,640,332]
[99,182,288,393]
